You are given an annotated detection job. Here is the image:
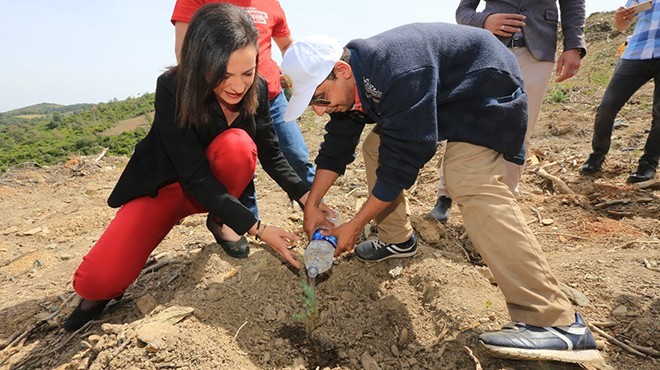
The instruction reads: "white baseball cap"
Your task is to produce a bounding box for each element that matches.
[281,35,343,122]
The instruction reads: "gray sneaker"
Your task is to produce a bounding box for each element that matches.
[355,234,417,261]
[479,313,602,363]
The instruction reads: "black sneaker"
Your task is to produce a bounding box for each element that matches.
[479,313,602,363]
[355,234,417,261]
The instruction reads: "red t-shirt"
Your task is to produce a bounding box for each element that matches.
[172,0,290,100]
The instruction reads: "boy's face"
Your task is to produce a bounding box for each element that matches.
[309,64,356,116]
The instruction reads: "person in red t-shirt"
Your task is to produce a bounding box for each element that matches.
[172,0,316,248]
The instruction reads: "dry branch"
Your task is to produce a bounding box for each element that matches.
[643,259,660,272]
[464,346,483,370]
[624,340,660,357]
[590,324,647,358]
[537,168,575,194]
[94,148,108,165]
[536,232,590,240]
[632,179,660,189]
[594,199,631,209]
[234,320,249,341]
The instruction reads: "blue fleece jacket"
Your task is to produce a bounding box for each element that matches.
[315,22,528,202]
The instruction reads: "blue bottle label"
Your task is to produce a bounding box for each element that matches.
[312,229,337,249]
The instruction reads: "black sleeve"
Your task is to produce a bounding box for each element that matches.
[315,112,365,175]
[154,73,257,234]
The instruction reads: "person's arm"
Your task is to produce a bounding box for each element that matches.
[456,0,525,37]
[302,169,339,237]
[330,194,391,256]
[456,0,491,28]
[273,35,293,56]
[174,21,189,64]
[555,0,586,82]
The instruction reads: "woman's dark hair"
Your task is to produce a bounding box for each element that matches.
[175,3,259,129]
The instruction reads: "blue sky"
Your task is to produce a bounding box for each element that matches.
[0,0,627,112]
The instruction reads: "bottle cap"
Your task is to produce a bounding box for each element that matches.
[307,266,319,278]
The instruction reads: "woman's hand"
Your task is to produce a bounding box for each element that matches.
[258,225,301,269]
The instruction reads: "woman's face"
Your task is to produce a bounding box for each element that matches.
[213,46,258,106]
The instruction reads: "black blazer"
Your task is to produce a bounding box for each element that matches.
[107,70,309,235]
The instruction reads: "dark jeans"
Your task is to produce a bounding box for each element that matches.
[592,58,660,167]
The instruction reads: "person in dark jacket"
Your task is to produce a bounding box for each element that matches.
[281,24,601,363]
[63,3,310,332]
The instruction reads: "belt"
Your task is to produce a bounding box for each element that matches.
[508,37,526,48]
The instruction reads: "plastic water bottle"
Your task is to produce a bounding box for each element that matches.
[304,229,337,278]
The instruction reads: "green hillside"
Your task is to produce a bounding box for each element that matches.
[0,94,154,172]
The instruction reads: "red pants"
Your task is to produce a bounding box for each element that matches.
[73,129,257,300]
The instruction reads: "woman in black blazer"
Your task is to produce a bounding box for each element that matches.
[64,3,313,332]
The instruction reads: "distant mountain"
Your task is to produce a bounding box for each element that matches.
[0,103,94,119]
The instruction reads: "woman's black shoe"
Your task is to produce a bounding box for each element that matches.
[63,299,110,332]
[206,214,250,258]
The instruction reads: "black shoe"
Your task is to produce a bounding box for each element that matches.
[355,234,417,261]
[580,153,605,174]
[206,214,250,258]
[628,162,657,183]
[63,299,110,332]
[430,196,452,223]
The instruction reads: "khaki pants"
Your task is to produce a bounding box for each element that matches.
[362,129,413,244]
[364,129,574,326]
[503,47,554,192]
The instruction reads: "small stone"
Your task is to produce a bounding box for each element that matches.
[612,305,628,317]
[559,283,590,307]
[21,227,43,236]
[263,305,276,321]
[293,356,305,368]
[388,266,403,278]
[398,327,408,345]
[1,226,19,235]
[390,344,400,357]
[262,352,270,362]
[57,254,74,261]
[360,351,381,370]
[136,294,158,315]
[541,218,554,226]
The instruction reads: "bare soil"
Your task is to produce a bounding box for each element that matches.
[0,14,658,370]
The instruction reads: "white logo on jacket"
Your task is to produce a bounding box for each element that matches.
[363,77,382,103]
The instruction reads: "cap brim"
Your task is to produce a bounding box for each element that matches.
[283,86,316,122]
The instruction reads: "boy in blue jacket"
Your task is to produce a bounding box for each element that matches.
[281,23,601,364]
